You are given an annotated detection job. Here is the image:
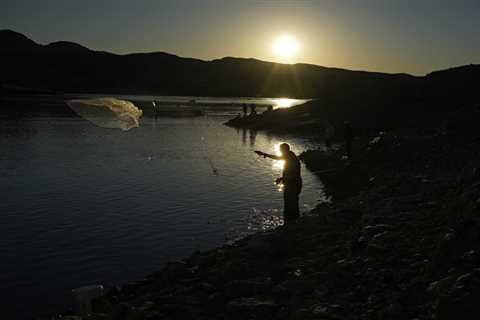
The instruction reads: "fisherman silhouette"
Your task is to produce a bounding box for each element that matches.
[250,104,257,116]
[242,104,248,117]
[255,143,302,224]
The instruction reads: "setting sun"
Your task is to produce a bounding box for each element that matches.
[272,34,300,61]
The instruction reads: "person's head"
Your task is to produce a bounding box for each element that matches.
[279,143,290,155]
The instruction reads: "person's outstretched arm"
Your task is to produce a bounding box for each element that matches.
[254,150,282,160]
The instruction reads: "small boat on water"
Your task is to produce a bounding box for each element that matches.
[152,101,204,117]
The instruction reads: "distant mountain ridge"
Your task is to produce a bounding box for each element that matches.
[0,29,479,109]
[45,41,92,53]
[0,29,43,52]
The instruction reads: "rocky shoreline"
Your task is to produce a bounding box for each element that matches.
[47,104,480,320]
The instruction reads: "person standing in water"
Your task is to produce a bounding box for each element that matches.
[344,121,353,159]
[250,104,257,116]
[255,143,302,224]
[324,121,335,149]
[152,100,159,119]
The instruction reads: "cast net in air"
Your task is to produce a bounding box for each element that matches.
[66,98,143,131]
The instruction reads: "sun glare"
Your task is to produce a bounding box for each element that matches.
[273,98,295,109]
[272,143,286,172]
[272,35,300,61]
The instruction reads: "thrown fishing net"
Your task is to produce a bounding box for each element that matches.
[66,98,143,131]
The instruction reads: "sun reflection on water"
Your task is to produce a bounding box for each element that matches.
[276,182,284,193]
[250,208,284,231]
[272,98,296,109]
[273,159,285,171]
[271,142,285,192]
[272,143,285,172]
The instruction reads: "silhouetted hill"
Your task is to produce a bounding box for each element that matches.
[45,41,92,53]
[0,29,42,52]
[1,30,479,112]
[424,64,480,109]
[0,30,420,98]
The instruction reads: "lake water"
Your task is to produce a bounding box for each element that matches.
[0,96,325,319]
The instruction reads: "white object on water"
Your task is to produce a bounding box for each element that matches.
[71,284,104,316]
[66,98,143,130]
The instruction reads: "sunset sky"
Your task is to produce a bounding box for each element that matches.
[1,0,479,75]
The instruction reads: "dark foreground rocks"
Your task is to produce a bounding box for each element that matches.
[53,112,480,320]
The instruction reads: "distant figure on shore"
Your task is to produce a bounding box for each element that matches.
[344,121,353,159]
[250,104,257,116]
[255,143,302,224]
[242,104,248,117]
[152,100,161,119]
[324,121,335,149]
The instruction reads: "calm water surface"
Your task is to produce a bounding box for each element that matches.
[0,97,325,318]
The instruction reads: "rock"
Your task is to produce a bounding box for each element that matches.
[109,303,130,320]
[362,224,392,237]
[435,270,480,320]
[456,273,473,286]
[120,281,148,297]
[198,281,216,294]
[159,304,194,318]
[367,243,387,254]
[461,250,477,262]
[372,231,390,241]
[224,279,272,299]
[226,298,278,319]
[138,301,154,312]
[443,232,455,241]
[247,237,275,257]
[436,292,478,320]
[426,281,439,293]
[427,277,455,294]
[329,304,343,311]
[292,308,312,320]
[312,305,329,316]
[207,292,225,304]
[282,279,315,296]
[384,301,403,318]
[271,284,289,302]
[162,261,192,283]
